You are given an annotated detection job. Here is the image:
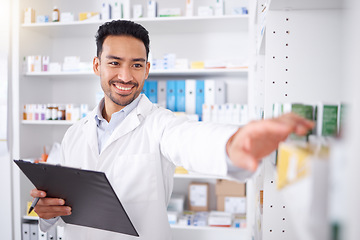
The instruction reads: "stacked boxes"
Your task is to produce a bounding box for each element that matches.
[215,179,246,214]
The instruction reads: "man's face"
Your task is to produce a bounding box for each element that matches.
[93,35,150,111]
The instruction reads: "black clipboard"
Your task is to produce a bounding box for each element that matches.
[14,160,139,237]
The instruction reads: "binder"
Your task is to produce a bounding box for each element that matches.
[47,226,56,240]
[157,80,167,108]
[30,223,38,240]
[57,226,64,240]
[215,81,226,105]
[14,160,138,236]
[185,79,196,114]
[175,80,186,112]
[204,79,216,105]
[196,80,205,120]
[38,225,47,240]
[147,80,158,103]
[22,223,30,240]
[166,80,176,111]
[141,80,148,95]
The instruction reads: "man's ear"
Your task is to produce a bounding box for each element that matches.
[144,61,150,79]
[93,57,100,76]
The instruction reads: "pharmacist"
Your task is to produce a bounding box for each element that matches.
[30,20,314,240]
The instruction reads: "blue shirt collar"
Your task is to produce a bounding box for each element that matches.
[94,94,142,126]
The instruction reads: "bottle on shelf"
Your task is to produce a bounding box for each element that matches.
[52,6,60,22]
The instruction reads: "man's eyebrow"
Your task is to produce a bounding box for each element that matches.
[105,55,123,60]
[105,55,146,62]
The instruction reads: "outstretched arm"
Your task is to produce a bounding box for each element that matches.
[226,113,315,172]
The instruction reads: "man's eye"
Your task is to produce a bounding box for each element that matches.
[133,63,142,68]
[109,62,119,66]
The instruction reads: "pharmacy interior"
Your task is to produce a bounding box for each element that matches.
[2,0,360,240]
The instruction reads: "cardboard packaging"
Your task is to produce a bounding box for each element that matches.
[188,182,209,211]
[215,179,246,196]
[216,179,246,213]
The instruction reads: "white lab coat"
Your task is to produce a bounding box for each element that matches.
[44,94,240,240]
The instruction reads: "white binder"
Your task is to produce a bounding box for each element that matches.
[185,79,196,114]
[22,223,30,240]
[38,225,47,240]
[57,226,64,240]
[157,80,167,108]
[204,79,215,105]
[29,223,38,240]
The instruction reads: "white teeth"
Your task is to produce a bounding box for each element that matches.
[115,85,132,91]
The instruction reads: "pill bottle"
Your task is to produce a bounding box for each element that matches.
[46,104,53,120]
[52,105,59,120]
[52,6,60,22]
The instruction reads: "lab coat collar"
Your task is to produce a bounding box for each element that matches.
[81,94,154,156]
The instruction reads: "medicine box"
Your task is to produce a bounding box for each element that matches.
[215,179,246,196]
[188,182,209,211]
[147,1,157,18]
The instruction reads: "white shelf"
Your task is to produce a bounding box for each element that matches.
[170,224,246,232]
[174,173,233,180]
[21,15,249,37]
[22,216,39,221]
[25,68,249,78]
[269,0,342,10]
[25,71,94,77]
[22,120,76,125]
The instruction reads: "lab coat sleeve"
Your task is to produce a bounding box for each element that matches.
[159,112,242,177]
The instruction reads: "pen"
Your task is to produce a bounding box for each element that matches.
[28,197,40,214]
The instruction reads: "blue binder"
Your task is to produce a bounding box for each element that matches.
[196,80,205,120]
[147,81,158,103]
[142,80,149,96]
[175,80,186,112]
[166,80,176,111]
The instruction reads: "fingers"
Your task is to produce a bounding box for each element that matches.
[35,205,72,219]
[276,112,315,135]
[30,188,46,198]
[30,188,72,219]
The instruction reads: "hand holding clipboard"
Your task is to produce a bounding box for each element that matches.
[14,160,138,236]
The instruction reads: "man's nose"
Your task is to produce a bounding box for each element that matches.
[117,66,133,82]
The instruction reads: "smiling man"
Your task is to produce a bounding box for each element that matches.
[30,20,314,240]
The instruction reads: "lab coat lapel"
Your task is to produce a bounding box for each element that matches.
[102,95,154,151]
[82,109,100,157]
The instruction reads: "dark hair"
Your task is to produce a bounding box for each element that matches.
[95,20,150,60]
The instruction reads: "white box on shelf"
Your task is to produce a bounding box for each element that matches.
[198,6,213,17]
[186,0,194,16]
[214,0,225,16]
[159,8,181,17]
[101,3,112,20]
[167,194,185,212]
[42,56,49,72]
[133,4,143,18]
[48,62,61,72]
[208,211,232,227]
[34,56,42,72]
[119,0,131,19]
[147,1,157,18]
[24,8,35,24]
[167,211,179,225]
[112,1,122,19]
[60,12,74,22]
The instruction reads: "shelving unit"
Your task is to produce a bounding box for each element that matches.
[12,0,251,240]
[25,68,249,77]
[249,0,345,239]
[22,120,76,125]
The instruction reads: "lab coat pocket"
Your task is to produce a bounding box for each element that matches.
[113,153,158,203]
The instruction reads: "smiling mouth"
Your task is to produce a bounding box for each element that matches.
[114,85,132,91]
